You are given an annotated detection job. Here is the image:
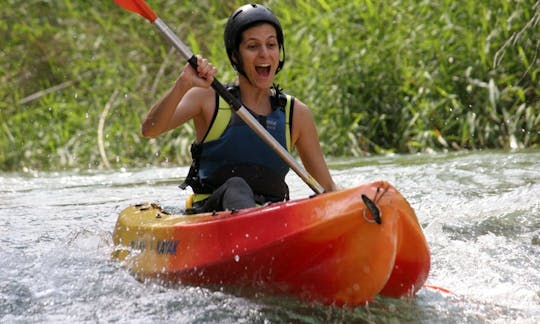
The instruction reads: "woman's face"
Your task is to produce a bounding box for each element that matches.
[237,23,280,89]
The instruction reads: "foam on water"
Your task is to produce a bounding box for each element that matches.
[1,150,539,322]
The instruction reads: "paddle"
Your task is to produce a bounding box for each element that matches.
[114,0,324,195]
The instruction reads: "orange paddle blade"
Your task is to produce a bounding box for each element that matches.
[114,0,158,22]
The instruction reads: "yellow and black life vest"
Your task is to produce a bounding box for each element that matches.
[180,85,294,205]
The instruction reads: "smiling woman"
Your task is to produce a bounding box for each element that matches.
[133,2,338,213]
[237,24,281,92]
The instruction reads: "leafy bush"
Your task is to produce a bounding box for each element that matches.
[1,0,538,171]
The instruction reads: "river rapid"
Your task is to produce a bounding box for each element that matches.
[1,150,539,323]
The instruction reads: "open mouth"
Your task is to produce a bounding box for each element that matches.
[255,64,271,77]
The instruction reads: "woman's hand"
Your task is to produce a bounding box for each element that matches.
[179,55,217,89]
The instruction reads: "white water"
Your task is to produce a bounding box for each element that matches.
[1,150,539,322]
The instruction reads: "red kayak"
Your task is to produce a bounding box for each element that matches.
[112,180,430,306]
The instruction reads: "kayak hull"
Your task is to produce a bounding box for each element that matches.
[112,181,430,306]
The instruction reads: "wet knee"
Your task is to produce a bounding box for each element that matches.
[225,177,251,192]
[222,177,255,210]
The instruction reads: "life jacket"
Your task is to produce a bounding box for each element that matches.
[180,85,294,204]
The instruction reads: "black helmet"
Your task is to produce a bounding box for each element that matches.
[224,4,285,75]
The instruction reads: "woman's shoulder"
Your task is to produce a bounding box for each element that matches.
[187,86,215,98]
[184,87,216,110]
[291,97,311,114]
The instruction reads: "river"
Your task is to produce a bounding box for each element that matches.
[1,150,539,323]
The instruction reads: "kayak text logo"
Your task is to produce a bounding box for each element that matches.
[130,239,179,255]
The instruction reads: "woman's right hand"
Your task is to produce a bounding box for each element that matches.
[179,55,217,89]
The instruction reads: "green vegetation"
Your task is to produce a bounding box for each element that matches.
[1,0,539,171]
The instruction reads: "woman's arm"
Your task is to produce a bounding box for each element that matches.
[141,56,217,138]
[291,99,338,192]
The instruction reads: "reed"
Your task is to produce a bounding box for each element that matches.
[1,0,538,171]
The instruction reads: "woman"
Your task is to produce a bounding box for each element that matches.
[142,4,337,213]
